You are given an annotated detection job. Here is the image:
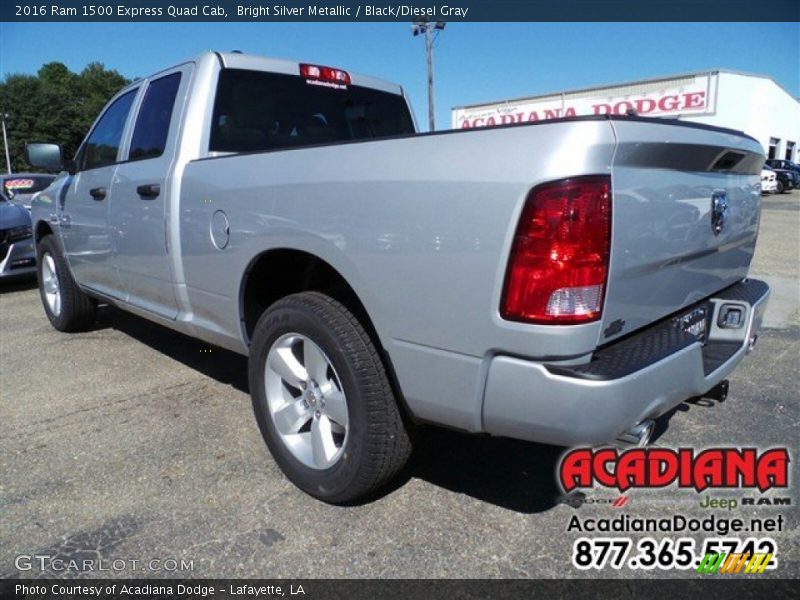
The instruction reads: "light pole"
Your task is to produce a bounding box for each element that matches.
[1,112,11,174]
[412,19,445,132]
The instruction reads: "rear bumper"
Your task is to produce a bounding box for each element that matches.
[481,279,770,446]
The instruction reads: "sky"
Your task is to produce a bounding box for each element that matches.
[1,22,798,130]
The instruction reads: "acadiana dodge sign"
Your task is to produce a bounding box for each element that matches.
[452,74,717,128]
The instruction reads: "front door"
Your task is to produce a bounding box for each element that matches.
[60,88,138,297]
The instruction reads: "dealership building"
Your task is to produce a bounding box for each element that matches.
[452,69,800,161]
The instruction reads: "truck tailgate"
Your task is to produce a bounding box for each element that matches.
[602,119,765,343]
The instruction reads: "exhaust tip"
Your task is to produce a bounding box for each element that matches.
[747,334,758,353]
[616,419,655,447]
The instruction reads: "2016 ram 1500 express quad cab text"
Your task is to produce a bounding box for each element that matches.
[28,52,770,503]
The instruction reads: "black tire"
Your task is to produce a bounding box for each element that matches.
[37,235,97,332]
[248,291,412,503]
[777,181,785,194]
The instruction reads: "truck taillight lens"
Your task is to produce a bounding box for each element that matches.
[501,175,611,324]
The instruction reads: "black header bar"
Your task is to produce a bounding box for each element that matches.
[2,1,799,22]
[2,578,800,600]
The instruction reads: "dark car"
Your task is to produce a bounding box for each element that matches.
[763,164,798,194]
[0,173,56,210]
[765,159,800,191]
[0,189,36,279]
[766,159,800,175]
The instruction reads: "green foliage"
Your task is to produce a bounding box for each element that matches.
[0,62,130,172]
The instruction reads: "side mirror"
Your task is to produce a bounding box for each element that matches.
[25,142,64,172]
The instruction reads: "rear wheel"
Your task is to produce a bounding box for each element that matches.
[37,235,97,331]
[248,291,412,503]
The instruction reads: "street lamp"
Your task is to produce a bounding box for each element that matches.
[411,19,445,132]
[1,112,11,174]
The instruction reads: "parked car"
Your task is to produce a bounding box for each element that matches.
[766,158,800,177]
[764,164,798,193]
[27,52,770,503]
[1,173,56,210]
[0,189,36,279]
[761,167,778,194]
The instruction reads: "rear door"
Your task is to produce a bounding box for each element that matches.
[61,88,138,297]
[110,66,188,319]
[601,119,765,343]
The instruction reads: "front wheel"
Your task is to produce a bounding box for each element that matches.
[248,291,412,503]
[37,235,97,331]
[776,181,785,194]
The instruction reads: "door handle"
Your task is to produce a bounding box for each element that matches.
[89,187,107,200]
[137,183,160,199]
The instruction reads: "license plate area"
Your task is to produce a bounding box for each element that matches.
[673,305,708,343]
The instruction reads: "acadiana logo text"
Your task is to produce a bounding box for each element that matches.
[559,448,789,493]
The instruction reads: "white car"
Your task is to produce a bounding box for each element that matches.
[761,168,778,194]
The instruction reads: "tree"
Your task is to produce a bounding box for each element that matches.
[0,62,130,172]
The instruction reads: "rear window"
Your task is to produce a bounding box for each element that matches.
[2,175,55,196]
[209,69,414,153]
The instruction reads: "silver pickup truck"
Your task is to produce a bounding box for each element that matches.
[28,51,769,503]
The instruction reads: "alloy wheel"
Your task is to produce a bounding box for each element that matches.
[264,333,349,469]
[41,252,62,317]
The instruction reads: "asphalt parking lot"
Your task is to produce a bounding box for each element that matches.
[1,192,798,580]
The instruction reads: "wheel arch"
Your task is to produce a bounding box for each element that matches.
[34,219,54,245]
[238,248,373,344]
[238,248,413,421]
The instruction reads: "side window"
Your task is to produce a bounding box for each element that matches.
[128,73,182,161]
[81,89,138,171]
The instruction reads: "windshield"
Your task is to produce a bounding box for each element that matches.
[210,69,415,153]
[2,175,55,198]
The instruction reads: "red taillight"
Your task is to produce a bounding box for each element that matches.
[299,63,351,85]
[501,175,611,324]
